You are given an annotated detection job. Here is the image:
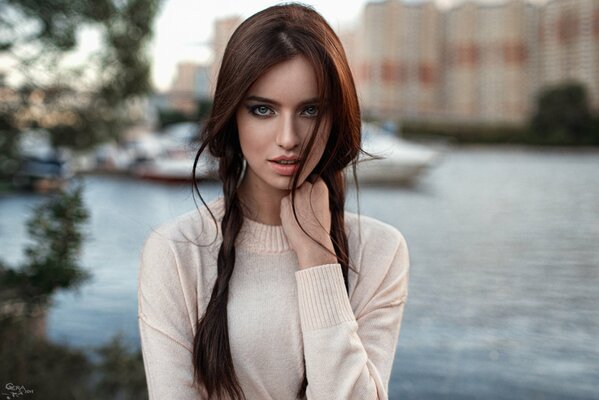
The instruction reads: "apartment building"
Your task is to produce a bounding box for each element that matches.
[353,0,598,124]
[443,0,540,123]
[353,0,443,120]
[211,16,243,95]
[172,0,598,124]
[538,0,599,110]
[169,63,204,114]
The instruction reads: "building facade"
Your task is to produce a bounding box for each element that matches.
[168,63,212,114]
[210,16,243,95]
[442,0,540,123]
[351,0,598,124]
[353,0,443,120]
[538,0,599,110]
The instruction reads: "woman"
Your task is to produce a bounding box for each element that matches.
[138,3,410,399]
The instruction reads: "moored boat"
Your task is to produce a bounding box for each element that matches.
[349,122,441,184]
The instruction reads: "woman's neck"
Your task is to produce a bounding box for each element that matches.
[237,177,288,226]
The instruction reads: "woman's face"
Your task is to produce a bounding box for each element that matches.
[236,55,331,196]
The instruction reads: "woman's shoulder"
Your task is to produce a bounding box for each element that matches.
[138,198,224,304]
[343,210,408,271]
[143,196,225,251]
[344,210,406,246]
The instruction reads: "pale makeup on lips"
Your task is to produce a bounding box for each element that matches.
[269,160,300,176]
[268,153,304,175]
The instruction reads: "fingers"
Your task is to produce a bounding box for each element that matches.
[285,175,328,205]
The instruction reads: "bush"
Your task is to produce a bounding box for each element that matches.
[530,81,598,145]
[0,183,90,307]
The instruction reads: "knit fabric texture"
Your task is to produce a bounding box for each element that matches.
[138,196,410,399]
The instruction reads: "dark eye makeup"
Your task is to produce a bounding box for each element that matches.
[244,103,319,118]
[245,104,274,117]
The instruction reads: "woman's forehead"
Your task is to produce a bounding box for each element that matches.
[244,56,320,105]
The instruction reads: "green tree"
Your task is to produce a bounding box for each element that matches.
[0,183,90,307]
[196,98,213,122]
[0,185,149,399]
[530,81,598,145]
[158,108,193,129]
[93,334,148,399]
[0,111,21,184]
[0,184,92,398]
[157,98,212,130]
[0,316,93,400]
[0,0,163,183]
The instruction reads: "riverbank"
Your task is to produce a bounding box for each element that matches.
[401,119,599,146]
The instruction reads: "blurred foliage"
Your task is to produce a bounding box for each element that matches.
[401,81,598,146]
[402,120,530,144]
[530,81,599,145]
[0,315,93,399]
[158,108,192,129]
[0,316,147,399]
[0,112,21,182]
[93,334,148,399]
[0,0,163,182]
[0,183,148,399]
[0,183,90,307]
[196,98,213,122]
[157,99,213,129]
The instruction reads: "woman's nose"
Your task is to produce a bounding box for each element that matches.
[275,113,300,150]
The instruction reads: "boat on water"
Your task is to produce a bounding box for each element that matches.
[131,122,218,182]
[133,156,218,182]
[350,122,441,184]
[12,129,73,192]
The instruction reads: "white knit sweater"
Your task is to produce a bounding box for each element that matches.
[138,196,410,400]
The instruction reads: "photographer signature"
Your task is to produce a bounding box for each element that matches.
[2,383,34,398]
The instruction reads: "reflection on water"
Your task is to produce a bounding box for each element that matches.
[1,144,598,399]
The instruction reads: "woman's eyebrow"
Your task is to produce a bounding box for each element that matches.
[244,95,319,106]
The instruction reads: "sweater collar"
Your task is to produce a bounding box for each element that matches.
[208,196,292,254]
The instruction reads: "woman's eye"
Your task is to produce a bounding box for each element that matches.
[302,105,318,117]
[249,105,273,117]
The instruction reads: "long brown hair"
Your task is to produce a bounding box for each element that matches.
[191,3,363,399]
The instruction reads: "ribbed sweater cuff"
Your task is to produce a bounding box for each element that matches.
[295,263,356,331]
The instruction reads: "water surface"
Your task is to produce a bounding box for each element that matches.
[1,144,597,399]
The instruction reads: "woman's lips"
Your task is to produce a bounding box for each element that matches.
[268,160,299,176]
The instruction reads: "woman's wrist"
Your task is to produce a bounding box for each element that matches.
[296,239,338,270]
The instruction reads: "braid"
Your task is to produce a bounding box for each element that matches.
[192,148,247,400]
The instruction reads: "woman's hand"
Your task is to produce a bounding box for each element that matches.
[280,177,338,270]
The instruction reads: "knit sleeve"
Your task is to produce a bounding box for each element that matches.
[295,230,409,400]
[138,231,208,399]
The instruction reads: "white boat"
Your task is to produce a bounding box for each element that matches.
[133,155,217,182]
[13,129,73,192]
[131,122,218,182]
[348,122,441,184]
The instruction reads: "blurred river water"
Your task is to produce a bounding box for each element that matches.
[1,144,598,399]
